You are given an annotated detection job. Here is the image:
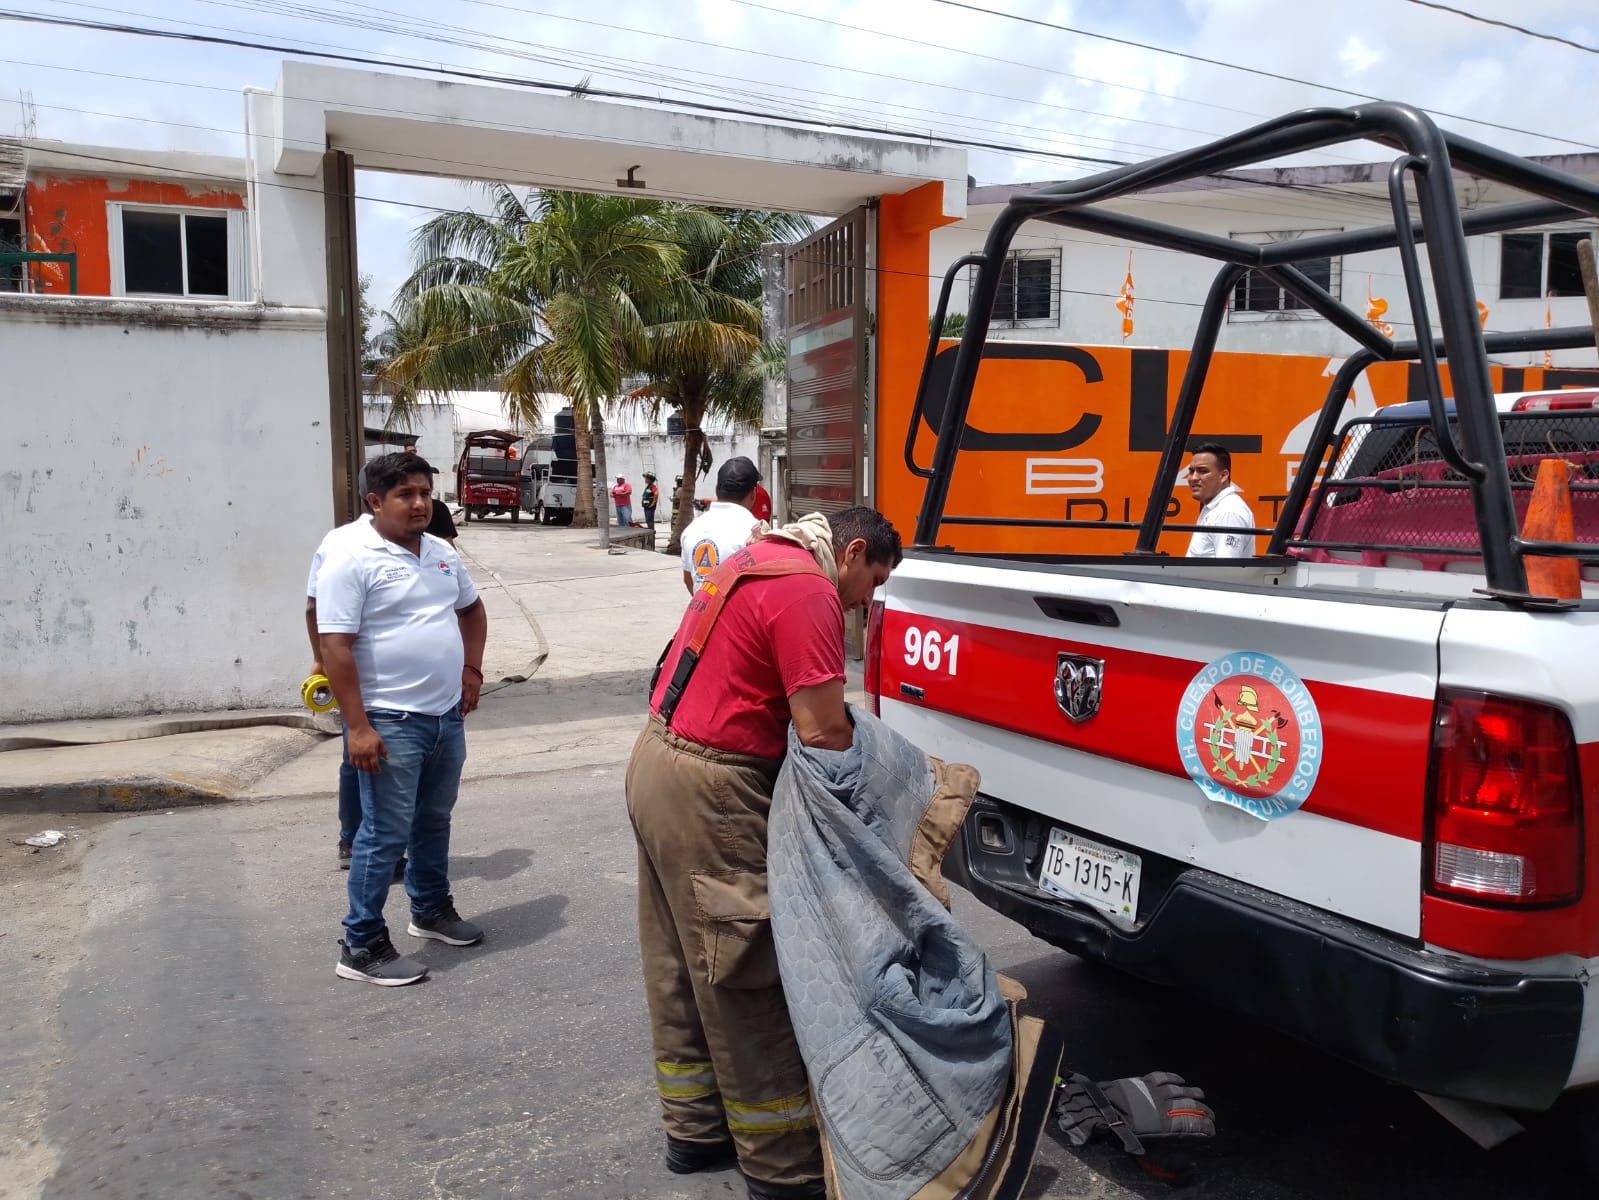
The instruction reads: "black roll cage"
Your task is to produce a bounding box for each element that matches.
[911,102,1599,603]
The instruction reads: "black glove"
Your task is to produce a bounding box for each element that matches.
[1057,1071,1216,1155]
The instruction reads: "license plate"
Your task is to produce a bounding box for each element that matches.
[487,498,500,505]
[1038,828,1140,920]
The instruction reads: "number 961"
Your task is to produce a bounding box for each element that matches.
[903,625,961,676]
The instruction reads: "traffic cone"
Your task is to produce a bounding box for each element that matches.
[1522,457,1582,600]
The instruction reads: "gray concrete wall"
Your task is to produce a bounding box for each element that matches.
[0,295,329,722]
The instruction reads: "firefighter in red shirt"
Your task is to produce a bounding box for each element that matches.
[626,506,902,1200]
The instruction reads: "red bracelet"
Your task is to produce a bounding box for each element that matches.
[464,664,484,680]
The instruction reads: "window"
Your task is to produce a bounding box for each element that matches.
[0,215,21,293]
[974,248,1060,328]
[1500,230,1595,300]
[1229,230,1341,320]
[108,204,247,299]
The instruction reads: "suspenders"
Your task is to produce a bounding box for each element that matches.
[654,547,826,728]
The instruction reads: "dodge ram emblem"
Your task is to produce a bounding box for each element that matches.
[1054,653,1104,723]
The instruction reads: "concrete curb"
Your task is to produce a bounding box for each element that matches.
[0,727,326,815]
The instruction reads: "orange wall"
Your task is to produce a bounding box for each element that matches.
[23,173,245,295]
[875,183,959,519]
[877,336,1599,556]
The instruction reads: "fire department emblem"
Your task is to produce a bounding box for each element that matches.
[1174,651,1323,821]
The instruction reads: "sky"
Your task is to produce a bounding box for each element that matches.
[3,0,1598,312]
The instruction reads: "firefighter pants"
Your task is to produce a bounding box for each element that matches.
[625,718,823,1189]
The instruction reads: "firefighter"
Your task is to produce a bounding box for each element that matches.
[626,506,904,1200]
[642,471,660,531]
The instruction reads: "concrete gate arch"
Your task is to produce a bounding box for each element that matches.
[248,62,968,524]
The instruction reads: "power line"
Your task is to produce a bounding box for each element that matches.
[0,7,1412,228]
[923,0,1599,152]
[1402,0,1599,55]
[0,9,1128,169]
[11,80,1422,270]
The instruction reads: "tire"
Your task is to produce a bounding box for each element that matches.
[1556,1087,1599,1184]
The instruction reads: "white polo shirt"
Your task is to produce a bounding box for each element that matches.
[305,514,373,598]
[680,501,761,589]
[315,520,480,716]
[1187,484,1257,558]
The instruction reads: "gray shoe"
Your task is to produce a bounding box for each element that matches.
[335,932,428,986]
[407,895,483,946]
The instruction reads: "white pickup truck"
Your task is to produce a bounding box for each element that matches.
[868,103,1599,1171]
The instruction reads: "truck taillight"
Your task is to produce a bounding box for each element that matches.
[1427,689,1583,906]
[865,600,884,716]
[1511,390,1599,412]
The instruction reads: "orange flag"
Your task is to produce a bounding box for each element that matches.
[1115,251,1134,341]
[1545,292,1554,368]
[1365,276,1394,337]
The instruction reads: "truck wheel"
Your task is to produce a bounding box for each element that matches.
[1563,1088,1599,1183]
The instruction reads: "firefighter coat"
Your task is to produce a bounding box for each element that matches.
[768,707,1063,1200]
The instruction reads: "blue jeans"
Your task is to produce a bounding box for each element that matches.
[616,503,633,528]
[338,723,361,846]
[343,706,467,949]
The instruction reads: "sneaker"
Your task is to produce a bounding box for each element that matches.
[337,840,352,870]
[665,1135,736,1175]
[335,933,428,986]
[407,896,483,946]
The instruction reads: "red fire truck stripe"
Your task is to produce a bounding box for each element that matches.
[879,609,1432,842]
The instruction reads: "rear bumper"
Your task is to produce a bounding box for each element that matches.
[950,795,1585,1111]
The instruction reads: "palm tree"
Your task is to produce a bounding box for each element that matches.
[634,207,813,553]
[382,187,683,540]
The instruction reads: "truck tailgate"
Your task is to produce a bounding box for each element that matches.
[880,555,1443,938]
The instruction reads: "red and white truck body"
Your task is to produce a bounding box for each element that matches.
[870,103,1599,1127]
[870,551,1599,1109]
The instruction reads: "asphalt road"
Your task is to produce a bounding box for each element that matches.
[3,737,1592,1200]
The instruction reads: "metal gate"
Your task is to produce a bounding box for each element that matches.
[324,148,364,525]
[785,207,870,656]
[786,207,868,518]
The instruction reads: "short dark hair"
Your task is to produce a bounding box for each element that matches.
[1189,441,1232,473]
[830,506,903,568]
[365,451,435,499]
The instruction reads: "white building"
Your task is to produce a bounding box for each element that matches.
[930,155,1599,370]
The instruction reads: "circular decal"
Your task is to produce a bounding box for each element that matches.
[692,539,720,579]
[1175,651,1323,821]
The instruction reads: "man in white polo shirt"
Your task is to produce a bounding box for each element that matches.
[1184,442,1257,558]
[316,451,490,987]
[680,456,764,593]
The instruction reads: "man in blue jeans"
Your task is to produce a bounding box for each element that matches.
[315,451,490,986]
[305,508,399,875]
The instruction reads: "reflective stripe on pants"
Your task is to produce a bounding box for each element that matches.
[626,720,824,1190]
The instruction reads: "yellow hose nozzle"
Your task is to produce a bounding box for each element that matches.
[301,674,337,713]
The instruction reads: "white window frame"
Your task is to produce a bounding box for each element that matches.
[107,202,249,300]
[976,247,1061,330]
[1497,224,1599,301]
[1228,229,1342,322]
